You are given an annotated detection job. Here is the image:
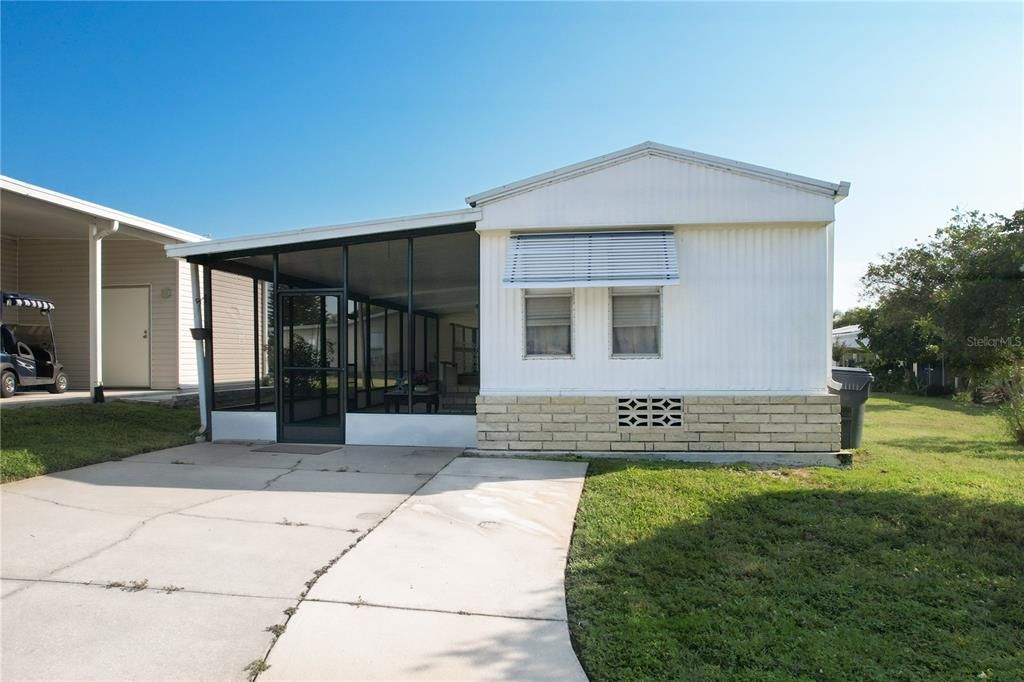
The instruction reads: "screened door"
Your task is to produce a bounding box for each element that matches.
[278,291,344,443]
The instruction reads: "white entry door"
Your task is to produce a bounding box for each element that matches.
[102,287,151,387]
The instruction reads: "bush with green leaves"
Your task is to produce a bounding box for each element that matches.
[978,362,1024,445]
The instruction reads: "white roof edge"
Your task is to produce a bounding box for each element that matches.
[0,175,206,244]
[465,141,850,206]
[165,207,482,259]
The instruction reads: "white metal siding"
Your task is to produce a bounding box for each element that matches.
[479,225,830,395]
[477,154,836,230]
[177,261,198,386]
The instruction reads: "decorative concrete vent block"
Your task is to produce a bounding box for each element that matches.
[617,397,684,428]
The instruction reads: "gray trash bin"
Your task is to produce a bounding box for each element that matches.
[828,367,873,448]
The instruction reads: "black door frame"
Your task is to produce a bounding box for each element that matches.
[275,286,346,444]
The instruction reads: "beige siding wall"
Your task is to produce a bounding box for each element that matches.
[16,238,182,390]
[17,239,90,388]
[103,240,180,389]
[211,270,256,384]
[1,236,20,323]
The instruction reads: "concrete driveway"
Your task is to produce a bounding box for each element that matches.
[1,443,587,680]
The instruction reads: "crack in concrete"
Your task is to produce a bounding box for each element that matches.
[172,510,363,534]
[47,463,304,575]
[0,576,298,602]
[305,596,568,623]
[1,490,149,518]
[4,460,310,600]
[250,462,448,680]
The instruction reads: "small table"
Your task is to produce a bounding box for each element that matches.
[383,390,439,414]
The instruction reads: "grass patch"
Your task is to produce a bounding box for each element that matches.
[1,402,199,482]
[566,394,1024,680]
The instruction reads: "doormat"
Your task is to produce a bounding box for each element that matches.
[251,444,339,455]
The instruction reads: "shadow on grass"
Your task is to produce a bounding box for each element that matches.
[567,488,1024,680]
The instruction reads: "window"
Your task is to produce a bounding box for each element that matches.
[524,289,572,356]
[611,287,661,357]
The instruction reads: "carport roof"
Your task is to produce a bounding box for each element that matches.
[1,175,206,244]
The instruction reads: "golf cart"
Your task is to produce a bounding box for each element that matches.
[1,292,68,398]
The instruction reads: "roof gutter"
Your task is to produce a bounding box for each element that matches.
[834,181,851,204]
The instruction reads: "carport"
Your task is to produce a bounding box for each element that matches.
[0,176,205,396]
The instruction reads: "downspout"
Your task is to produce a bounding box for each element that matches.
[825,221,842,392]
[89,220,119,402]
[190,263,209,439]
[827,182,850,392]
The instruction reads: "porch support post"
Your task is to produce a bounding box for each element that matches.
[190,263,209,438]
[407,237,414,412]
[88,220,118,401]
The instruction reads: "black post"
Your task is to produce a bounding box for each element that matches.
[407,237,414,413]
[363,304,371,408]
[253,278,260,411]
[288,295,295,423]
[341,245,348,442]
[352,302,358,409]
[320,295,327,417]
[273,255,281,440]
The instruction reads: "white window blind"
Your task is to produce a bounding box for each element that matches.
[611,287,660,356]
[524,289,572,356]
[503,231,679,288]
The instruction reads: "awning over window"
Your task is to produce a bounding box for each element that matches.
[2,292,55,311]
[503,231,679,288]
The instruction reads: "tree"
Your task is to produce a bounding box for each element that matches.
[833,307,872,329]
[860,208,1024,388]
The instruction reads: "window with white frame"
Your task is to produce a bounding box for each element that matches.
[610,287,661,357]
[524,289,572,356]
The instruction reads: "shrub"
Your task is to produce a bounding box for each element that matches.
[978,363,1024,445]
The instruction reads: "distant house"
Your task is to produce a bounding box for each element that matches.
[167,142,852,460]
[832,324,871,367]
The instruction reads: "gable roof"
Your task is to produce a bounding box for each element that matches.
[465,141,850,207]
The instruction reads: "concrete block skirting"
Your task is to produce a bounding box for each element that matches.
[475,394,842,464]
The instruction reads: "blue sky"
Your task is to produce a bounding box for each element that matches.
[2,2,1021,309]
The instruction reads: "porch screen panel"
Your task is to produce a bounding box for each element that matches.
[503,230,679,288]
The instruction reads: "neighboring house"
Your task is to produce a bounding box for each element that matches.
[0,176,255,394]
[832,324,871,367]
[167,141,851,457]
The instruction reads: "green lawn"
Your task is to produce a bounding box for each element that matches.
[1,402,199,482]
[565,394,1024,681]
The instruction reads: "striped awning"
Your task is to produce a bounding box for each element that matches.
[503,231,679,288]
[2,292,55,311]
